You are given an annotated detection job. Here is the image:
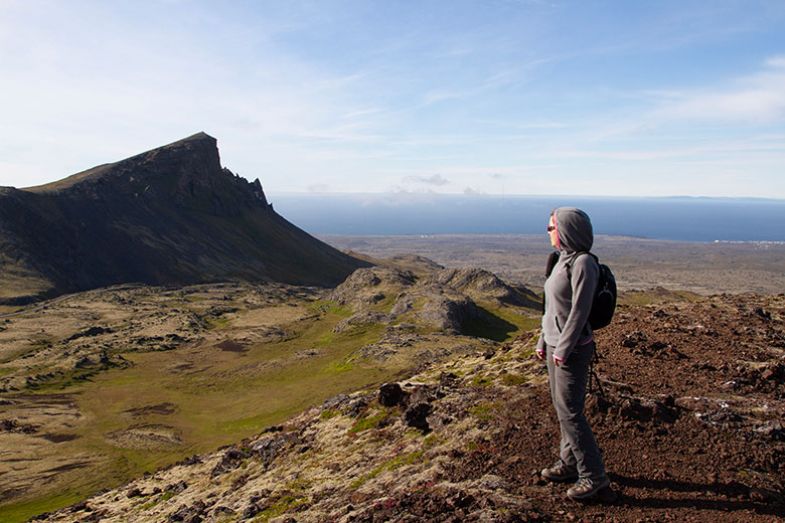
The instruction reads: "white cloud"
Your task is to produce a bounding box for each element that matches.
[653,56,785,124]
[403,174,451,186]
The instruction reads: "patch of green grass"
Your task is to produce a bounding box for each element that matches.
[468,402,501,421]
[26,367,101,392]
[308,300,351,317]
[204,316,231,330]
[0,489,86,523]
[462,303,538,342]
[327,359,354,373]
[253,494,308,522]
[368,293,397,313]
[471,374,493,387]
[348,408,391,434]
[138,490,174,511]
[317,330,335,346]
[500,372,529,386]
[320,409,339,420]
[422,433,443,449]
[349,450,425,490]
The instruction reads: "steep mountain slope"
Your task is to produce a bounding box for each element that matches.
[0,133,366,304]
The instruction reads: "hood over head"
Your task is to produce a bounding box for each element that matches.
[554,207,593,253]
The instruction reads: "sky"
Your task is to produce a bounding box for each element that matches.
[1,0,785,198]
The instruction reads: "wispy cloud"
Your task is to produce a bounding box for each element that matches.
[404,174,451,186]
[653,56,785,124]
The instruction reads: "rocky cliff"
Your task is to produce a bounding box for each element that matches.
[0,133,366,303]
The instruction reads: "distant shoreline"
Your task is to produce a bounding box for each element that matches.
[322,234,785,295]
[273,194,785,242]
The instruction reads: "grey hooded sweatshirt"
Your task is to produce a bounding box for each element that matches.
[537,207,599,361]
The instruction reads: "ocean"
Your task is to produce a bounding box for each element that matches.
[269,193,785,243]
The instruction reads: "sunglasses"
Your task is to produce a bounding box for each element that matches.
[546,225,557,232]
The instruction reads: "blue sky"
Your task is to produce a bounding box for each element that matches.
[1,0,785,197]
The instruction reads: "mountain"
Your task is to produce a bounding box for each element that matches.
[0,133,367,304]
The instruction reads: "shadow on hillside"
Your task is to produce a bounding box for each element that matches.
[610,473,785,517]
[462,307,519,342]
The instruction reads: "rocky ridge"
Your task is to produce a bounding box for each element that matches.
[0,133,366,304]
[329,265,537,335]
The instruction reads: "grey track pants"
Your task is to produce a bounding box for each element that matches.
[546,342,607,481]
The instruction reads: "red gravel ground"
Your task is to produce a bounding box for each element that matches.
[443,294,785,522]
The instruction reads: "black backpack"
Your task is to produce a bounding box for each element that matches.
[544,251,617,330]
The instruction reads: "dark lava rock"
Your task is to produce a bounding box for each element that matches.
[345,396,369,417]
[164,480,189,495]
[252,432,297,469]
[404,402,433,432]
[168,501,206,523]
[754,307,772,320]
[621,330,647,348]
[211,506,235,517]
[754,421,785,441]
[379,383,405,407]
[242,501,269,519]
[439,372,459,388]
[761,363,785,381]
[322,394,350,411]
[66,326,113,342]
[178,454,203,466]
[405,383,443,406]
[126,487,144,498]
[590,394,679,425]
[0,418,37,433]
[211,447,249,477]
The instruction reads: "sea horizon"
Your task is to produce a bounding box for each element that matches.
[268,193,785,243]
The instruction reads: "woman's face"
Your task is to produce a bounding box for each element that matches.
[547,214,559,249]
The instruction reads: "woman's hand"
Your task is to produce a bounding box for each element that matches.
[553,354,565,366]
[536,347,545,360]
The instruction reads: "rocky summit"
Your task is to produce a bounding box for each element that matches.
[0,133,366,304]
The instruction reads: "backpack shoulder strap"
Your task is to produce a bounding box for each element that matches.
[564,251,597,276]
[545,251,560,278]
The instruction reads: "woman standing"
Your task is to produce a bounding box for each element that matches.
[536,207,610,500]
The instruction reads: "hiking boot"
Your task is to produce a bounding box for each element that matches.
[566,476,611,501]
[540,460,578,483]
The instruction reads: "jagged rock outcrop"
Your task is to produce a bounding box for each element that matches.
[427,267,540,308]
[0,133,367,303]
[329,266,482,333]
